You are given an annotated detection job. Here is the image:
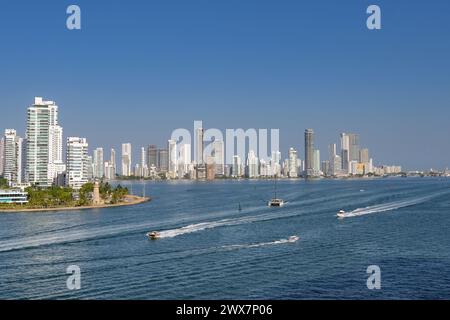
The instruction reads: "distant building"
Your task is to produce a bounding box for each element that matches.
[93,147,104,179]
[121,143,132,176]
[313,149,321,175]
[158,149,169,173]
[178,144,191,178]
[26,97,63,187]
[232,155,243,178]
[206,156,216,180]
[0,137,4,177]
[0,189,28,204]
[359,148,369,163]
[66,137,89,190]
[168,140,177,179]
[2,129,25,185]
[288,148,298,178]
[246,150,259,178]
[211,140,224,177]
[321,161,330,176]
[147,145,158,170]
[195,127,204,165]
[304,129,314,177]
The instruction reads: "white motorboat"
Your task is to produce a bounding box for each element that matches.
[336,210,346,218]
[147,231,160,240]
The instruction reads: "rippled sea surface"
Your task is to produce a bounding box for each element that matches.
[1,177,450,300]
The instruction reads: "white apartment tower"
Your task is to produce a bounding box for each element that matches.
[212,140,224,177]
[121,143,132,176]
[2,129,25,184]
[93,147,104,179]
[168,139,177,179]
[288,147,298,178]
[178,144,191,178]
[66,137,89,190]
[26,97,64,187]
[246,150,259,178]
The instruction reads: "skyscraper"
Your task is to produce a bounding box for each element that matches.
[26,97,63,187]
[340,133,360,173]
[348,133,360,162]
[110,148,116,177]
[288,147,298,178]
[0,137,4,177]
[246,150,259,178]
[313,149,321,174]
[93,147,104,179]
[359,148,370,163]
[195,127,204,165]
[304,129,314,177]
[66,137,89,190]
[147,145,158,169]
[158,149,168,173]
[232,155,242,178]
[178,144,191,178]
[211,140,224,177]
[168,140,177,179]
[121,143,132,176]
[2,129,24,184]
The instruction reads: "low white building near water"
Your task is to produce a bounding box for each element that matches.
[0,189,28,204]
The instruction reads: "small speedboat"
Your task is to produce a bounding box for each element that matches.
[336,210,346,218]
[268,199,284,207]
[288,235,299,242]
[147,231,160,240]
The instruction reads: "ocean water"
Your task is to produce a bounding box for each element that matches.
[1,177,450,300]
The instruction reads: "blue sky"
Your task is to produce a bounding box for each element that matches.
[1,0,449,170]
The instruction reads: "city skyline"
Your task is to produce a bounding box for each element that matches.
[1,96,408,187]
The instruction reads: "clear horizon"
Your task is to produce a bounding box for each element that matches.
[1,1,450,170]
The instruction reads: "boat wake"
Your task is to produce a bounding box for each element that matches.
[338,192,445,219]
[221,236,299,250]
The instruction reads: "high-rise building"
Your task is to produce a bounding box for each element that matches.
[304,129,314,177]
[66,137,89,190]
[93,147,104,179]
[211,140,224,177]
[340,133,360,173]
[359,148,370,163]
[178,144,191,178]
[195,127,204,165]
[232,155,242,178]
[271,151,281,177]
[110,148,116,177]
[288,147,298,178]
[147,145,158,170]
[2,129,25,184]
[158,149,168,173]
[168,140,177,179]
[121,143,132,176]
[26,97,63,187]
[348,133,360,162]
[0,137,4,177]
[206,156,216,181]
[321,161,330,176]
[246,150,259,178]
[0,137,5,177]
[313,149,321,174]
[340,133,350,174]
